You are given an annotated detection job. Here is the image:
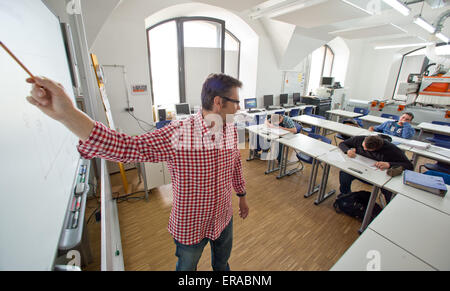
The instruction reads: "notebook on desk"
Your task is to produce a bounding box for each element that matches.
[403,170,447,197]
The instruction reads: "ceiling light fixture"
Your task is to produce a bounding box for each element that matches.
[382,0,411,16]
[436,32,449,43]
[413,16,436,34]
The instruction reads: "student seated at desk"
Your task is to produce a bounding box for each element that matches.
[368,112,415,139]
[338,135,414,202]
[264,114,297,163]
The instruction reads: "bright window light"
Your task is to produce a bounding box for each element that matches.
[374,42,434,49]
[436,32,449,43]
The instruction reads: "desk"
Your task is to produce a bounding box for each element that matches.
[326,109,363,122]
[277,134,337,196]
[383,174,450,216]
[330,228,434,271]
[293,115,369,137]
[369,194,450,270]
[358,115,393,125]
[409,144,450,167]
[417,122,450,139]
[246,124,293,174]
[240,105,315,118]
[316,149,392,232]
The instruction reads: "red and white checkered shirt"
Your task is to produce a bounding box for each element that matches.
[77,111,246,245]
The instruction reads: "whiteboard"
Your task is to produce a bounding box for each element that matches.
[283,71,306,95]
[0,0,80,270]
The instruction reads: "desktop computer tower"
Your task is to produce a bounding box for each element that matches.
[158,109,166,121]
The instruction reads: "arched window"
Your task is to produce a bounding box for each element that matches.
[146,17,241,110]
[307,45,334,95]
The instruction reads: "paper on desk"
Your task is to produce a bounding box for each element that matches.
[353,154,377,170]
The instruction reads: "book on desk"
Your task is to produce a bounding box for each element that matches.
[403,170,447,197]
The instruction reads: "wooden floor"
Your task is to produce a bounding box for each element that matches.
[83,134,425,271]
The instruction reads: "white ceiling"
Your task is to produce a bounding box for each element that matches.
[194,0,450,46]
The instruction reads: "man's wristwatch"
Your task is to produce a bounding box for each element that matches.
[236,193,246,197]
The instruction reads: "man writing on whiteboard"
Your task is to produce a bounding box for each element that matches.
[26,73,249,271]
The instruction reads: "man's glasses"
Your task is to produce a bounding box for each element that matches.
[220,96,240,104]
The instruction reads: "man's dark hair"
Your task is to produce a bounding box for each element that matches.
[201,73,242,110]
[404,112,414,120]
[364,135,384,151]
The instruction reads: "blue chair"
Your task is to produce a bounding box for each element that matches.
[294,122,302,134]
[426,121,450,144]
[381,113,399,121]
[424,170,450,185]
[296,133,331,170]
[303,106,314,115]
[302,114,326,134]
[274,110,285,115]
[353,107,369,127]
[289,108,300,117]
[156,120,171,129]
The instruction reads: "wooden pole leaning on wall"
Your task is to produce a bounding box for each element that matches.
[90,53,129,194]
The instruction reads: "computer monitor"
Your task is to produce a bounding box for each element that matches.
[263,95,273,108]
[175,103,190,115]
[279,94,288,105]
[244,98,257,110]
[293,93,301,104]
[320,77,334,87]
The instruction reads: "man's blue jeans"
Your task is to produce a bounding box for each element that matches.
[174,218,233,271]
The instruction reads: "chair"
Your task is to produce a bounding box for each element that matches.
[353,107,369,127]
[294,122,302,134]
[156,120,171,129]
[425,121,450,144]
[381,113,399,121]
[302,114,325,134]
[296,133,331,171]
[303,106,314,115]
[424,170,450,185]
[419,161,450,175]
[274,110,285,115]
[289,108,300,117]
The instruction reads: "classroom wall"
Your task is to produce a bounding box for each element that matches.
[90,0,285,135]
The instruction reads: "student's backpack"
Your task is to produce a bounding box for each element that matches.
[333,191,382,222]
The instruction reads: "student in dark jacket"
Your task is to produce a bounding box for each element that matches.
[338,135,413,202]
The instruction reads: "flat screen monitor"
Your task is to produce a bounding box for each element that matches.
[280,94,288,105]
[320,77,334,86]
[263,95,273,107]
[175,103,190,115]
[293,93,301,104]
[244,98,257,109]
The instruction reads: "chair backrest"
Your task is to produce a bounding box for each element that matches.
[274,110,285,115]
[289,108,300,117]
[156,120,171,129]
[303,106,313,115]
[294,122,302,134]
[424,170,450,185]
[354,107,369,116]
[308,114,326,120]
[432,121,450,126]
[381,113,399,121]
[308,133,332,144]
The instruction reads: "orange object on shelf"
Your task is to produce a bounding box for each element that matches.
[371,101,378,107]
[379,102,385,110]
[397,105,405,112]
[446,110,450,119]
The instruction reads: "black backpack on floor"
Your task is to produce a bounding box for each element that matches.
[333,191,382,222]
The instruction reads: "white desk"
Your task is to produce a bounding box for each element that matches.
[277,134,337,196]
[331,229,435,271]
[316,149,392,232]
[292,115,368,137]
[240,105,314,118]
[383,174,450,216]
[409,144,450,167]
[326,109,363,122]
[417,122,450,139]
[358,115,393,125]
[369,194,450,270]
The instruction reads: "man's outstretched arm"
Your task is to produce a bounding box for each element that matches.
[26,76,95,141]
